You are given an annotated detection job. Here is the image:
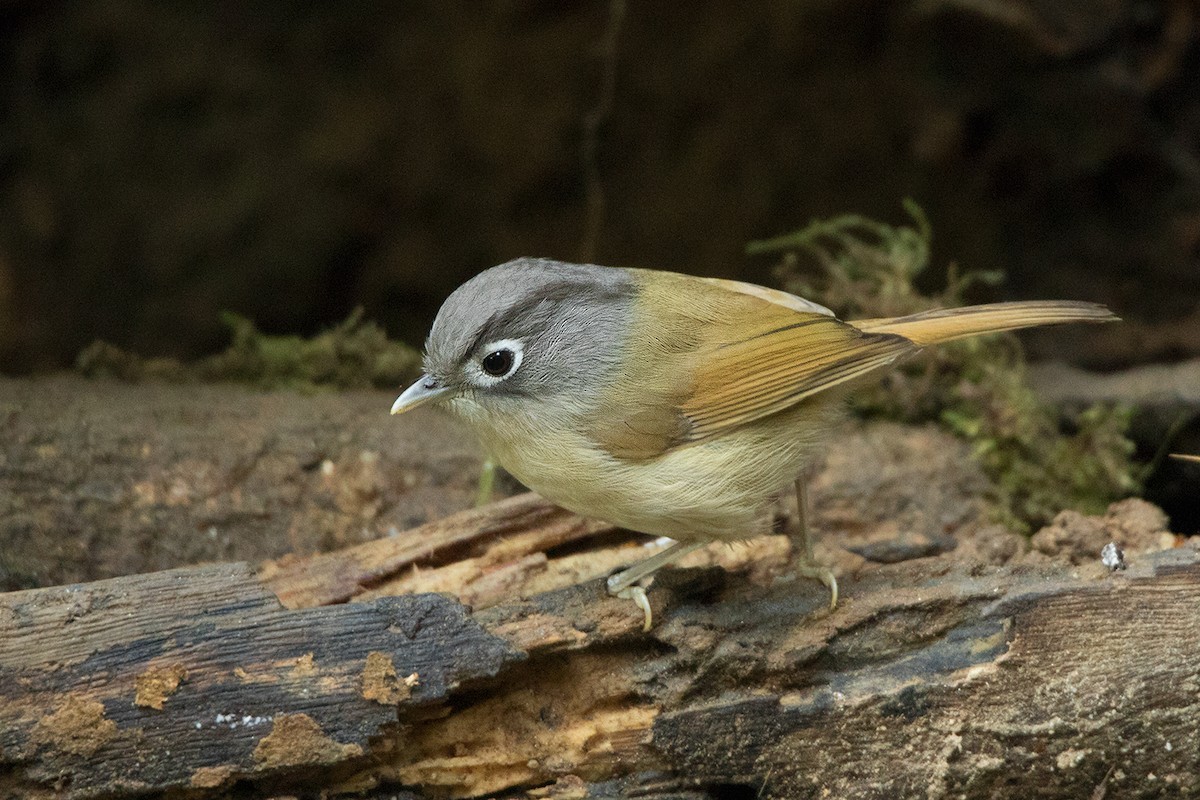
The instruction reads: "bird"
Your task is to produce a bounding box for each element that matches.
[391,257,1116,626]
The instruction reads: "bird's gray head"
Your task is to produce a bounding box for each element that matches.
[392,258,635,419]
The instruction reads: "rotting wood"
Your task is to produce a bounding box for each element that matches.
[651,552,1200,798]
[259,490,795,614]
[3,500,1198,799]
[0,563,522,798]
[259,492,613,609]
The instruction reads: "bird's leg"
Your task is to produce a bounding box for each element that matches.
[607,539,707,593]
[791,476,838,610]
[607,539,708,631]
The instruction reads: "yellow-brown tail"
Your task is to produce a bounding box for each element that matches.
[852,301,1117,346]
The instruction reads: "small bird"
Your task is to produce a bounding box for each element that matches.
[392,258,1116,625]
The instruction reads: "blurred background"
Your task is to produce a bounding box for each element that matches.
[0,0,1197,373]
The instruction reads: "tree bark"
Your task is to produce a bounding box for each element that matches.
[3,492,1197,799]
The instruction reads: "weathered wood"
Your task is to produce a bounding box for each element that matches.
[259,490,792,617]
[358,529,1200,799]
[652,549,1200,798]
[3,498,1197,799]
[259,492,613,610]
[0,563,522,798]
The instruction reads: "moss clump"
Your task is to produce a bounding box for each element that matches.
[747,201,1140,531]
[77,308,420,392]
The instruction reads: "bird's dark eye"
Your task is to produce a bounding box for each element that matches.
[481,349,514,377]
[475,339,524,382]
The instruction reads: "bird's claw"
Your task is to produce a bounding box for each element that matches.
[793,562,838,611]
[613,583,653,631]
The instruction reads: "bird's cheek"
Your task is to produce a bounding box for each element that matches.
[445,394,487,423]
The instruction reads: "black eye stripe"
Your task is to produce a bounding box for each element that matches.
[482,349,514,377]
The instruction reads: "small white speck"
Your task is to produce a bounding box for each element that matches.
[321,459,335,476]
[647,536,673,549]
[1101,542,1127,571]
[213,712,271,729]
[194,721,202,730]
[207,526,218,540]
[1166,742,1173,751]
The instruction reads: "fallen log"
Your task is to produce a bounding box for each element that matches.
[3,493,1197,799]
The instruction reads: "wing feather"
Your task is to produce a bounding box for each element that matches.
[588,271,914,459]
[682,327,910,438]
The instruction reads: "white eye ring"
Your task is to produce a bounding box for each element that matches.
[473,339,524,386]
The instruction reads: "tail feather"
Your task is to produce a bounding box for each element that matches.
[852,301,1117,346]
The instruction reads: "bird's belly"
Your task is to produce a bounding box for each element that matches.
[505,446,770,541]
[471,401,837,542]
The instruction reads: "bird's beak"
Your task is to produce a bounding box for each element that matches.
[391,375,452,415]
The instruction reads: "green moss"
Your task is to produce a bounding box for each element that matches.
[77,307,421,391]
[747,201,1141,532]
[939,355,1139,531]
[746,198,1004,321]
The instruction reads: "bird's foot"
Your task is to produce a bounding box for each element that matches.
[791,558,838,611]
[604,539,708,631]
[611,582,654,632]
[789,476,837,611]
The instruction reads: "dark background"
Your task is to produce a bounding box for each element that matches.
[1,0,1197,373]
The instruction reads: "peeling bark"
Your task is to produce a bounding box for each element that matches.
[3,497,1197,799]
